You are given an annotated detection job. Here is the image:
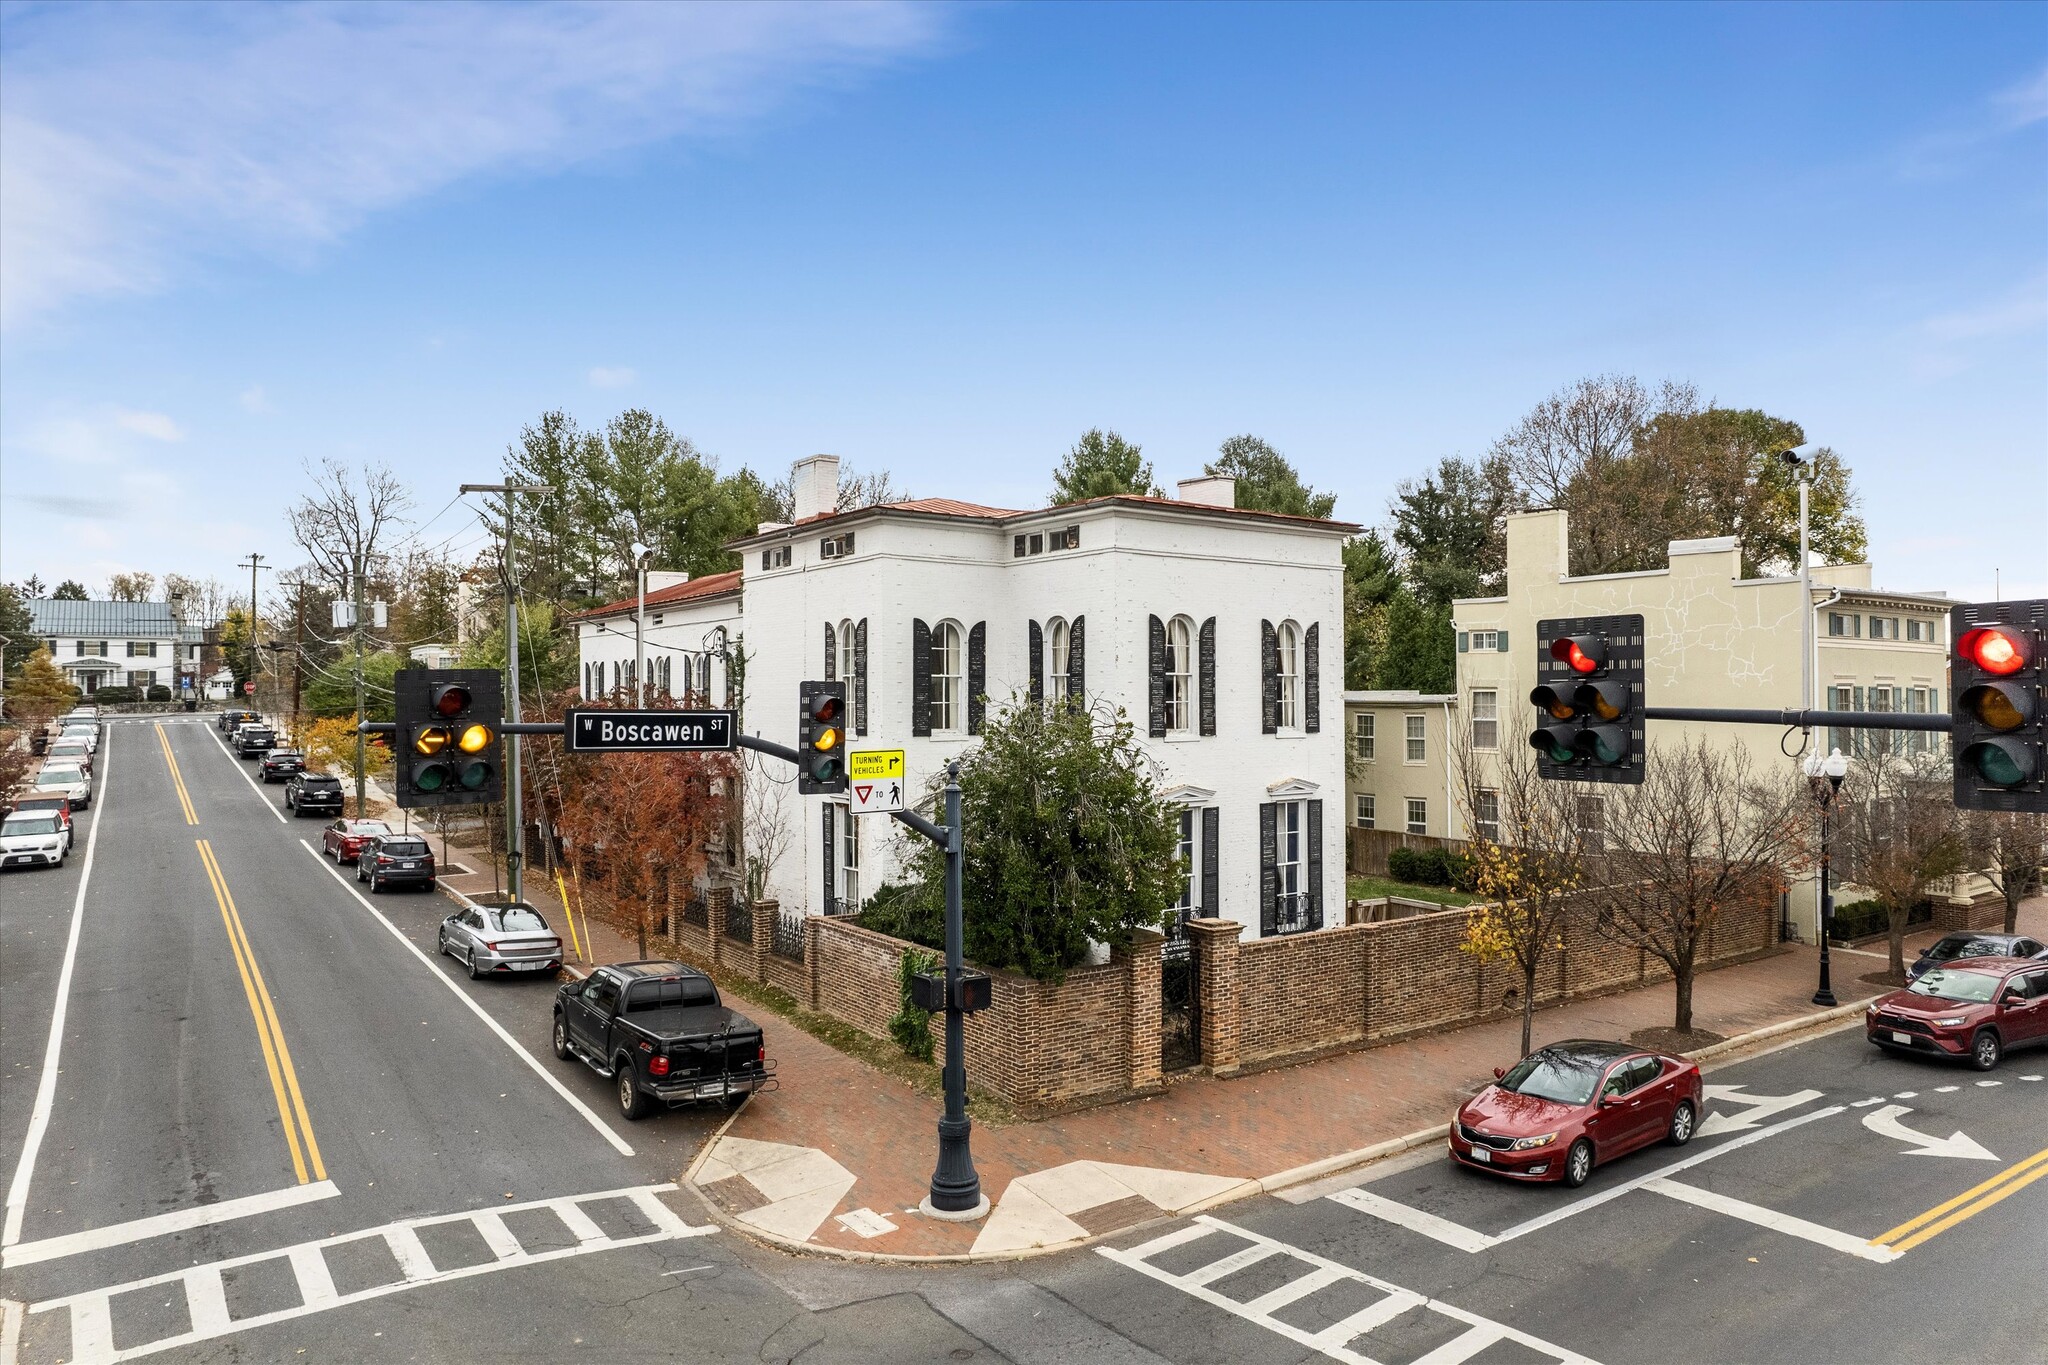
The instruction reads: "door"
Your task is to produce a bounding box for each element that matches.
[569,973,621,1051]
[1584,1062,1636,1158]
[1628,1057,1680,1142]
[2009,970,2048,1042]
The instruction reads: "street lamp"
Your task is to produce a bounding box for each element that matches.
[631,542,653,708]
[1803,746,1851,1006]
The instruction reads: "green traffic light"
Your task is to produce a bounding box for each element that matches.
[414,762,448,792]
[1971,744,2027,788]
[458,760,492,791]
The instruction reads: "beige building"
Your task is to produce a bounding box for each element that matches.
[1344,691,1459,839]
[1366,508,1954,940]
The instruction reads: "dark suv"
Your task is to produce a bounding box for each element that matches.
[234,725,276,758]
[285,772,345,818]
[218,708,260,733]
[260,749,306,783]
[357,835,436,893]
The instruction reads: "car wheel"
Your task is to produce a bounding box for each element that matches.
[421,880,435,892]
[616,1065,649,1121]
[1666,1102,1696,1147]
[552,1014,572,1060]
[1970,1029,2002,1072]
[1562,1138,1594,1189]
[466,950,483,980]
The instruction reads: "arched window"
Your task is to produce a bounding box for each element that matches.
[1277,621,1301,729]
[1048,618,1070,703]
[839,619,859,730]
[930,621,963,733]
[1165,616,1194,733]
[697,652,712,698]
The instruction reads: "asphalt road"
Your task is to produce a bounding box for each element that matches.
[5,714,2043,1365]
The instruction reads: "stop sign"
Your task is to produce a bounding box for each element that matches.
[244,682,256,695]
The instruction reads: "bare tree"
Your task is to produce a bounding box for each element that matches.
[1964,811,2047,936]
[765,460,907,522]
[741,752,794,907]
[106,571,156,601]
[1587,740,1804,1034]
[1836,745,1969,981]
[286,458,413,594]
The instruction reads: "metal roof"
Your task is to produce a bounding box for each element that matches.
[25,600,183,637]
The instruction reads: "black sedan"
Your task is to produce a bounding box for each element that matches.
[1908,931,2047,982]
[260,749,306,782]
[284,772,346,818]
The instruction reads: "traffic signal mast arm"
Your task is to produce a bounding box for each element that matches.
[1639,705,1951,732]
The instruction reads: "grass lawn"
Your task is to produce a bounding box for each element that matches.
[1346,875,1476,908]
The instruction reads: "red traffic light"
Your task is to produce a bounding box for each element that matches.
[432,683,473,717]
[810,694,841,724]
[1959,626,2028,677]
[1549,636,1605,674]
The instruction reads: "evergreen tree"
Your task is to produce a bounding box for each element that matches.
[0,584,35,687]
[51,581,88,601]
[1207,435,1337,518]
[1050,429,1158,505]
[1375,588,1455,693]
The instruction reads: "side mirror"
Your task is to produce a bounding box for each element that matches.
[1493,1067,1506,1081]
[1599,1094,1619,1108]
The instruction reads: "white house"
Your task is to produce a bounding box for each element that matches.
[571,571,744,706]
[25,600,203,697]
[578,454,1354,942]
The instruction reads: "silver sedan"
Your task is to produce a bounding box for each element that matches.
[437,903,565,981]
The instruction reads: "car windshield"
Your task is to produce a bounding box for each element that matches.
[1497,1052,1606,1105]
[1928,937,2000,962]
[351,821,392,835]
[270,751,303,759]
[381,840,428,856]
[36,770,81,786]
[1908,969,2001,1003]
[492,909,549,932]
[3,815,61,835]
[301,777,340,790]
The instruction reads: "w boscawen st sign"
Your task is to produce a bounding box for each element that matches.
[848,748,905,814]
[564,708,736,752]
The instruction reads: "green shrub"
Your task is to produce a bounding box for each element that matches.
[146,685,172,702]
[859,881,943,951]
[1829,898,1935,940]
[889,948,938,1062]
[1388,846,1465,887]
[89,686,139,704]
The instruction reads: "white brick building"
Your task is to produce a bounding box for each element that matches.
[24,599,203,696]
[576,455,1352,941]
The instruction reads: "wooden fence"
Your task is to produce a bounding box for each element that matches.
[1346,826,1463,876]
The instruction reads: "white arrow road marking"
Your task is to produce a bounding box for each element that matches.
[1861,1105,1998,1161]
[1695,1085,1824,1138]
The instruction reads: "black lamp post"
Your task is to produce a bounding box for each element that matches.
[923,760,985,1217]
[1804,746,1850,1007]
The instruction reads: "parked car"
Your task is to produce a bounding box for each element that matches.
[1908,932,2047,982]
[439,902,564,980]
[31,764,91,811]
[553,962,776,1119]
[1867,958,2048,1070]
[233,725,276,758]
[321,817,392,864]
[218,708,259,733]
[356,834,435,892]
[284,772,345,818]
[0,812,69,870]
[57,724,99,754]
[45,739,93,774]
[1448,1039,1704,1188]
[7,794,73,851]
[260,749,306,782]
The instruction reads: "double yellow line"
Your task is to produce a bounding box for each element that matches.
[156,723,198,825]
[1875,1143,2048,1254]
[196,839,326,1184]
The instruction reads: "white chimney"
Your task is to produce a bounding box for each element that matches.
[645,571,691,592]
[1176,475,1237,508]
[791,453,842,522]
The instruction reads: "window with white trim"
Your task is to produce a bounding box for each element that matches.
[838,620,859,731]
[1165,616,1194,734]
[840,804,861,911]
[1356,794,1375,829]
[1906,618,1933,643]
[1048,617,1071,702]
[1405,798,1427,836]
[1272,800,1309,933]
[1353,712,1374,760]
[1867,616,1898,641]
[930,621,963,734]
[1276,621,1301,729]
[1405,714,1426,763]
[1175,808,1197,914]
[1469,630,1498,652]
[1474,789,1499,843]
[1470,690,1498,750]
[1827,612,1859,638]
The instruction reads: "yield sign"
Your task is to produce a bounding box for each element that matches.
[850,777,904,815]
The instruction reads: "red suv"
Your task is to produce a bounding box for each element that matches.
[321,818,392,865]
[1867,957,2048,1071]
[1449,1039,1704,1189]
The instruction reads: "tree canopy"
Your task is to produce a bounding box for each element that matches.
[106,572,155,601]
[1206,435,1337,519]
[1050,428,1159,505]
[51,581,88,601]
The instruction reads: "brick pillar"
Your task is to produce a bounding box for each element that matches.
[1186,918,1242,1077]
[804,914,824,1010]
[751,898,775,986]
[1125,929,1165,1094]
[708,887,730,970]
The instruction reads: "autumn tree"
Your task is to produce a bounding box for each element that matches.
[1835,746,1969,981]
[1587,740,1803,1034]
[12,646,78,710]
[1964,811,2047,936]
[1050,429,1159,505]
[106,571,155,601]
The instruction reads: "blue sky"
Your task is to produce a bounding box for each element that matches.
[3,1,2043,601]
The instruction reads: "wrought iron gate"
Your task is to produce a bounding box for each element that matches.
[1160,930,1201,1072]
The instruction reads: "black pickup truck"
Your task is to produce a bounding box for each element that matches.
[552,961,776,1119]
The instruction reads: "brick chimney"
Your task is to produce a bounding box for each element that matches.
[791,454,841,522]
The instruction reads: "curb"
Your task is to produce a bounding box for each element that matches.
[689,995,1889,1266]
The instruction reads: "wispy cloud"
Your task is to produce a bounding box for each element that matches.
[239,385,272,414]
[0,2,948,329]
[1896,62,2048,180]
[114,408,183,442]
[1907,272,2048,381]
[587,366,638,389]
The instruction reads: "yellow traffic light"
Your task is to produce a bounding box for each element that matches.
[458,723,494,754]
[413,726,452,756]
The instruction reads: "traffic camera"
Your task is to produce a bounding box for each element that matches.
[1950,599,2046,813]
[798,680,848,795]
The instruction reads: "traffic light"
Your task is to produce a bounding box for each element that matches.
[393,668,504,809]
[797,680,848,795]
[1951,599,2046,813]
[1528,615,1645,784]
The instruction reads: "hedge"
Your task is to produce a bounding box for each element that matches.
[1830,898,1934,941]
[1386,845,1475,890]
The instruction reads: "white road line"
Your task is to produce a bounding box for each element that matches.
[297,840,635,1156]
[1327,1187,1499,1252]
[0,1297,23,1365]
[2,1179,340,1268]
[1641,1178,1900,1263]
[2,732,115,1247]
[199,722,288,822]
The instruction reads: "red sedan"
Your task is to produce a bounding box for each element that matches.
[321,817,393,865]
[1449,1039,1704,1189]
[1867,957,2048,1070]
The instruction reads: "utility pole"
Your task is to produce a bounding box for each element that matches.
[239,553,267,701]
[462,481,549,903]
[353,549,369,816]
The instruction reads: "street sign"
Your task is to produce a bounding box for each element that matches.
[563,708,735,752]
[847,749,906,815]
[243,681,256,695]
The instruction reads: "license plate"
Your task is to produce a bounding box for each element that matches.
[1892,1031,1914,1045]
[511,961,550,971]
[1466,1147,1491,1163]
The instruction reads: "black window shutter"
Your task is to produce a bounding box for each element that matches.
[824,622,836,681]
[968,622,987,734]
[1028,620,1043,705]
[1199,617,1216,736]
[821,803,836,914]
[1147,614,1167,738]
[854,619,868,736]
[911,618,932,737]
[1201,806,1219,918]
[1304,622,1321,734]
[1306,798,1324,930]
[1258,803,1278,937]
[1261,620,1279,734]
[1069,615,1085,698]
